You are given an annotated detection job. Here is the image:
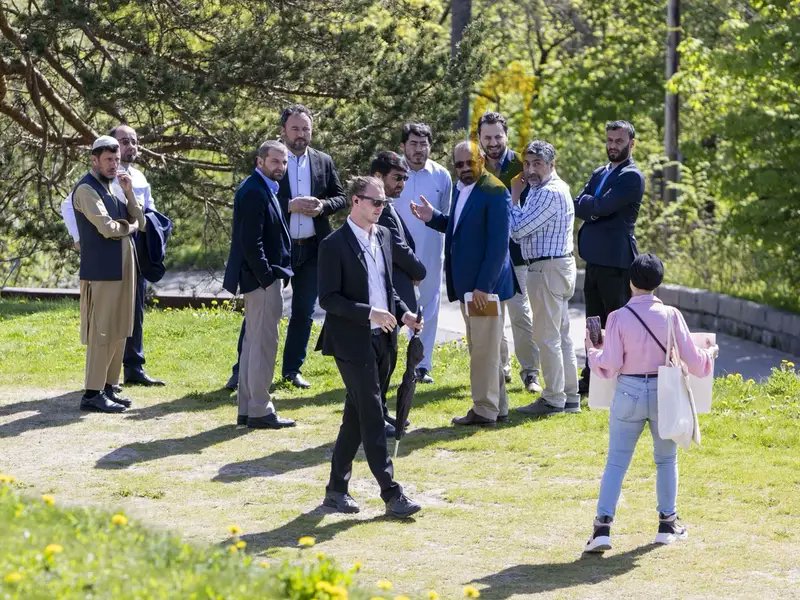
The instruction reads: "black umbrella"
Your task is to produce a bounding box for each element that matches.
[393,307,424,458]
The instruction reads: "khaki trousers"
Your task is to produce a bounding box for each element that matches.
[460,301,507,420]
[501,263,541,379]
[85,338,125,391]
[526,256,579,408]
[238,281,283,419]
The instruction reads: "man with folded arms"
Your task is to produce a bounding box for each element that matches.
[510,140,580,416]
[411,141,516,426]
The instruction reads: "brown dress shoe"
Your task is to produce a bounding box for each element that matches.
[451,409,496,426]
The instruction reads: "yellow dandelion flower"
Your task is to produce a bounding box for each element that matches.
[377,580,393,591]
[787,361,796,368]
[258,560,270,569]
[3,571,23,584]
[111,513,128,527]
[44,543,63,557]
[227,524,242,536]
[330,586,348,599]
[227,544,238,554]
[41,494,55,506]
[235,540,246,549]
[352,561,363,572]
[427,592,440,600]
[0,474,15,485]
[297,535,315,547]
[394,596,410,600]
[463,585,481,598]
[315,551,327,561]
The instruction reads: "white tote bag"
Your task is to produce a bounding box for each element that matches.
[588,373,616,409]
[657,315,701,449]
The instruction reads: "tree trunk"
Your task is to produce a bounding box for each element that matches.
[663,0,680,201]
[451,0,472,131]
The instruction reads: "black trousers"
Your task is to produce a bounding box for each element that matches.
[123,273,146,374]
[327,331,401,502]
[581,263,631,381]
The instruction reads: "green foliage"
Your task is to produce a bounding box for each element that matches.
[0,482,368,599]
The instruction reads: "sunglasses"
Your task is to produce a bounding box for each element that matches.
[390,174,409,182]
[454,159,476,169]
[356,194,389,208]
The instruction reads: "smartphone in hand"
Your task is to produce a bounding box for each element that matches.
[587,316,603,345]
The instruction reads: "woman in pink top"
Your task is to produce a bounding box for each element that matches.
[582,253,719,553]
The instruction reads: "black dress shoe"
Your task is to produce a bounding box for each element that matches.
[385,493,421,519]
[452,409,496,426]
[247,413,296,429]
[497,413,509,422]
[284,373,311,389]
[124,371,165,387]
[111,384,123,394]
[80,392,125,413]
[225,373,238,391]
[384,414,410,428]
[384,421,396,438]
[323,491,360,514]
[236,414,248,427]
[103,386,132,408]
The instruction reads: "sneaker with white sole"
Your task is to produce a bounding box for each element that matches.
[654,512,688,545]
[583,515,613,553]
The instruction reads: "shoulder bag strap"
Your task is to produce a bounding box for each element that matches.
[624,305,668,355]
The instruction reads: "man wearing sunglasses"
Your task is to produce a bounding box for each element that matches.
[411,141,517,426]
[61,125,165,388]
[316,176,423,518]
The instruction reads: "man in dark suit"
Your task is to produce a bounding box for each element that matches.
[411,141,517,426]
[225,105,346,391]
[317,176,423,519]
[223,140,295,430]
[478,111,542,395]
[574,120,645,394]
[371,151,427,431]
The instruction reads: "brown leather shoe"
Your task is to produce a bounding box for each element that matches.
[451,409,496,426]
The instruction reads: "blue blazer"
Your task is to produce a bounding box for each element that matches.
[223,170,293,295]
[574,158,645,270]
[427,172,517,303]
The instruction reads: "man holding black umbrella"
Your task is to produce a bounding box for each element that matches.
[316,176,423,518]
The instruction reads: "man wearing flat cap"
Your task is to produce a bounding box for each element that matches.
[72,135,145,413]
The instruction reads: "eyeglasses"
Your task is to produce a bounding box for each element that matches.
[454,159,476,169]
[356,194,389,208]
[118,137,138,146]
[390,174,409,182]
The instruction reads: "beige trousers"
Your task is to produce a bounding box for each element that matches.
[238,281,283,418]
[501,263,541,379]
[526,257,579,408]
[460,301,508,420]
[85,338,125,391]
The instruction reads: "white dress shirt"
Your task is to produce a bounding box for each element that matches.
[346,218,389,327]
[61,165,154,242]
[452,180,476,231]
[287,150,315,240]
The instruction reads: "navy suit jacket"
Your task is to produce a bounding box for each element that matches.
[316,223,408,363]
[574,157,645,269]
[378,204,426,312]
[427,172,517,303]
[223,170,293,295]
[277,147,347,240]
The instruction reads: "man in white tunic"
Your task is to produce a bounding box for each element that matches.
[393,123,452,384]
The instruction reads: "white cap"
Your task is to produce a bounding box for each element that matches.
[91,135,119,150]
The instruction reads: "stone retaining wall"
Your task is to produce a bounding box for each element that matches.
[572,270,800,355]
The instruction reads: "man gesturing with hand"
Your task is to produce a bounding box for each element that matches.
[411,141,517,427]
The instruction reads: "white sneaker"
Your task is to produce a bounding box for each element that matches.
[654,512,688,545]
[583,515,613,553]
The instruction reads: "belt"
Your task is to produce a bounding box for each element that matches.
[524,252,573,265]
[371,328,386,336]
[292,236,317,246]
[623,373,658,379]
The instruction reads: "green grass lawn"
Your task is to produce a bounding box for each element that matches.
[1,298,799,599]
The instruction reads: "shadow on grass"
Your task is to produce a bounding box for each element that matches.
[123,387,234,420]
[0,392,84,439]
[0,298,76,322]
[239,507,412,553]
[472,544,659,599]
[213,389,527,484]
